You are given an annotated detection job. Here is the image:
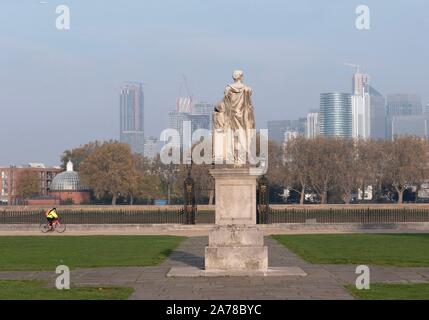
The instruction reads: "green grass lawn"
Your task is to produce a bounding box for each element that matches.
[346,283,429,300]
[272,234,429,267]
[0,236,184,271]
[0,280,133,300]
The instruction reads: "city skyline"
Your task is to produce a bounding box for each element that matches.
[1,1,428,165]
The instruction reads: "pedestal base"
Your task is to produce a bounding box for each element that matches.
[205,225,268,271]
[167,266,307,277]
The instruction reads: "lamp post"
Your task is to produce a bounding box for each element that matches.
[183,161,196,224]
[257,175,269,224]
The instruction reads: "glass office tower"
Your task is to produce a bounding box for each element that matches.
[320,93,352,138]
[120,82,144,155]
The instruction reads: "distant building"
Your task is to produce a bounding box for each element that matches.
[188,114,211,133]
[193,102,214,116]
[306,111,319,139]
[120,82,144,155]
[386,94,422,117]
[424,101,429,118]
[283,130,299,145]
[351,73,371,139]
[386,94,423,139]
[144,136,159,159]
[391,115,427,138]
[176,97,193,113]
[192,101,213,131]
[283,130,299,162]
[369,86,386,140]
[352,72,370,96]
[168,109,190,148]
[350,72,386,140]
[0,164,61,205]
[267,118,306,145]
[319,93,352,138]
[167,101,213,148]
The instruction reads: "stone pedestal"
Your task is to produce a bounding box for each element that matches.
[167,166,307,278]
[205,225,267,271]
[205,167,268,271]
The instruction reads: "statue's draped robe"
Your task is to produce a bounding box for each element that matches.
[213,84,255,164]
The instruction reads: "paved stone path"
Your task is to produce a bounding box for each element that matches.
[1,237,429,299]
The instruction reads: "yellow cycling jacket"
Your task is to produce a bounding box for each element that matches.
[46,209,58,219]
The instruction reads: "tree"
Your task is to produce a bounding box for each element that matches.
[335,139,358,204]
[79,142,137,205]
[354,139,387,202]
[175,163,214,205]
[60,141,101,171]
[147,155,181,204]
[382,137,429,204]
[131,154,165,204]
[307,137,342,204]
[16,170,40,200]
[284,137,314,204]
[265,139,286,183]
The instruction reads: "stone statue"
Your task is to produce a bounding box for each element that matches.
[213,70,255,164]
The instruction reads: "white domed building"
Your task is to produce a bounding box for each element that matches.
[49,161,91,204]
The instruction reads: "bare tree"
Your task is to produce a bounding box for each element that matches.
[335,139,357,204]
[307,137,343,204]
[284,137,313,204]
[382,136,429,204]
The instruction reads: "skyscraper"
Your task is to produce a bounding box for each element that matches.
[351,73,371,139]
[167,101,214,149]
[168,109,190,148]
[386,94,422,117]
[120,82,144,155]
[352,72,370,96]
[386,94,423,139]
[306,110,319,139]
[193,102,214,117]
[191,101,213,132]
[369,86,386,140]
[188,114,211,133]
[319,93,352,138]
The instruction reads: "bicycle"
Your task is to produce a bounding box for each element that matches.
[39,217,66,233]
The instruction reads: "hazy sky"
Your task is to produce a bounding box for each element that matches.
[1,0,428,166]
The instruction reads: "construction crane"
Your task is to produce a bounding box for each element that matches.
[344,63,361,74]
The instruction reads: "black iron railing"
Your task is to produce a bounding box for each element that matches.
[0,208,193,225]
[2,207,429,225]
[259,207,429,224]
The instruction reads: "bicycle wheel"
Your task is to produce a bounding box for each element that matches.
[55,223,66,233]
[39,223,50,233]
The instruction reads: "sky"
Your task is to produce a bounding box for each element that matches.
[0,0,428,166]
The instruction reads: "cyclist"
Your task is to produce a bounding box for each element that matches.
[45,207,59,230]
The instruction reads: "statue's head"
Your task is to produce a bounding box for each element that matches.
[232,70,243,82]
